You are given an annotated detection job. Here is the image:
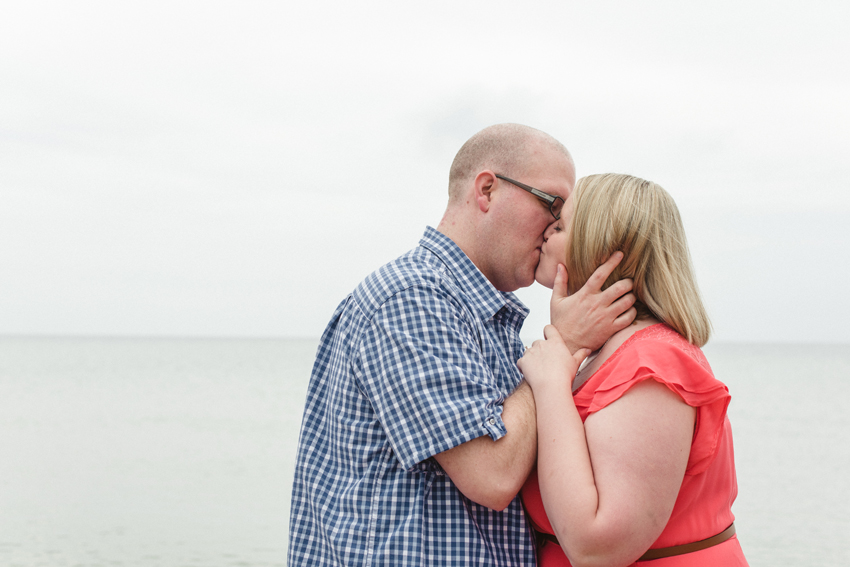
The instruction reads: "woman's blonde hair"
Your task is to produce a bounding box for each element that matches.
[566,173,712,346]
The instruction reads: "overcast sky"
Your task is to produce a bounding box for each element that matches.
[2,0,848,344]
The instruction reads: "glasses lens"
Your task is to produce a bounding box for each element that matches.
[550,197,564,220]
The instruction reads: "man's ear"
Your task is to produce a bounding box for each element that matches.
[473,171,497,213]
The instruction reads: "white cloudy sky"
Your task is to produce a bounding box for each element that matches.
[2,0,848,343]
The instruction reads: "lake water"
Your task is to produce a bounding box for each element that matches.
[0,337,847,566]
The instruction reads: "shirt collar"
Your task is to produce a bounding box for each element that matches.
[419,226,529,321]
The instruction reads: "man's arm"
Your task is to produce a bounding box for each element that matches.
[430,254,635,511]
[360,285,537,509]
[434,252,636,510]
[551,253,637,353]
[433,380,536,511]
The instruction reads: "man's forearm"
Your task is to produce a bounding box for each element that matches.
[434,381,537,510]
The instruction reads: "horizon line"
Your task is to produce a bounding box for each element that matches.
[1,333,848,348]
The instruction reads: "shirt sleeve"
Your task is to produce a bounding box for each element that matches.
[578,338,731,475]
[354,284,509,471]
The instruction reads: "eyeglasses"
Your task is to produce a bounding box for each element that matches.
[495,174,565,220]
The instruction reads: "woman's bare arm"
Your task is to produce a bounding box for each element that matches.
[519,326,695,567]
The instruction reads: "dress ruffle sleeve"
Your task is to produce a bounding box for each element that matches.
[573,325,731,475]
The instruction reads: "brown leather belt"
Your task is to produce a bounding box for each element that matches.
[535,522,736,562]
[638,523,736,561]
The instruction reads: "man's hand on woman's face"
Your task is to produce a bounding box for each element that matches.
[549,252,637,354]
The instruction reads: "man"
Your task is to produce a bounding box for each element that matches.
[288,124,635,566]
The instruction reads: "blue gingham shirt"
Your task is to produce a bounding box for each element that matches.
[288,227,536,567]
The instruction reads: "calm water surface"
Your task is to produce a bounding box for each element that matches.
[0,338,847,566]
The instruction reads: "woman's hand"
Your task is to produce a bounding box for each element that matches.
[518,325,589,391]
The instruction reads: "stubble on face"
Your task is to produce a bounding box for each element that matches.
[497,148,575,291]
[522,150,574,282]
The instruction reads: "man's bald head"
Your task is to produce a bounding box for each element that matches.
[447,124,574,202]
[437,123,575,292]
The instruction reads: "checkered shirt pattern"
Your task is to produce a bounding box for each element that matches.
[288,227,537,567]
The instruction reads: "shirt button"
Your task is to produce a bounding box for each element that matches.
[488,417,496,425]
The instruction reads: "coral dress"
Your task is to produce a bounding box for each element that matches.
[521,324,748,566]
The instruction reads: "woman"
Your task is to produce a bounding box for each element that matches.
[518,174,748,566]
